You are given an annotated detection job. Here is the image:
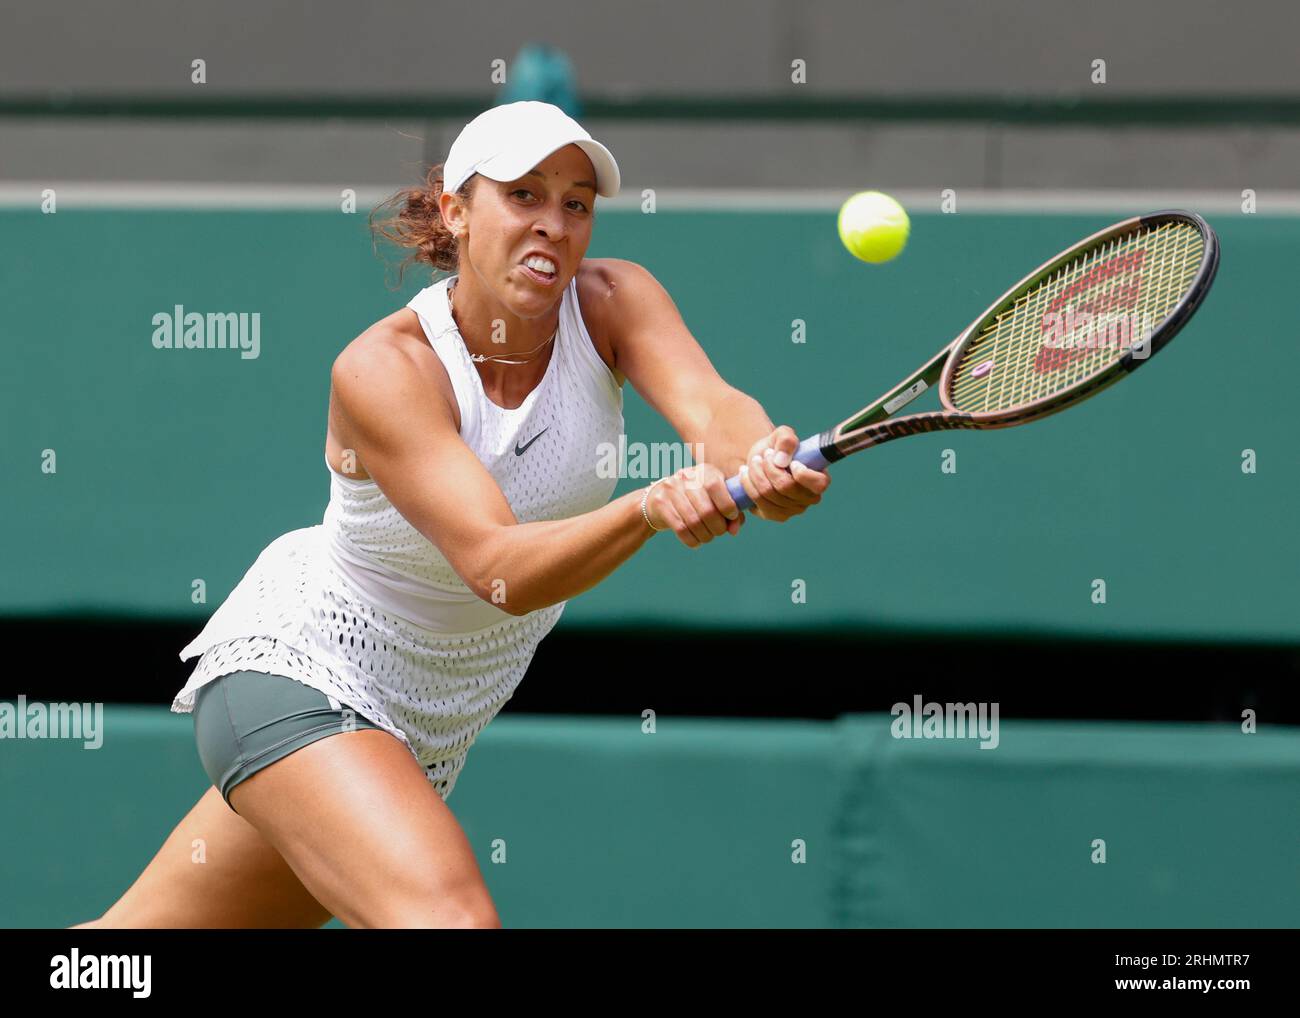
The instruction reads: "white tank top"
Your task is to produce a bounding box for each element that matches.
[171,272,625,800]
[324,273,625,631]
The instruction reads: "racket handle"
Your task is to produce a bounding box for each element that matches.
[724,435,829,512]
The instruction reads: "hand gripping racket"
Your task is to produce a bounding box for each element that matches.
[725,210,1220,510]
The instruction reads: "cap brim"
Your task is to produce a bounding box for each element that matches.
[476,138,621,198]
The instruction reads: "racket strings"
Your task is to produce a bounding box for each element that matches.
[947,220,1204,414]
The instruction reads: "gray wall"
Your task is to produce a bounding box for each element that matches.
[2,118,1297,193]
[1,1,1297,191]
[3,0,1298,95]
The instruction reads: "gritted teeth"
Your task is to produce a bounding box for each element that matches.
[523,256,557,276]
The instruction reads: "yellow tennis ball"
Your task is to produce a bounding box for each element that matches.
[838,191,910,263]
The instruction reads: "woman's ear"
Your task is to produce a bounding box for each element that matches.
[439,191,467,241]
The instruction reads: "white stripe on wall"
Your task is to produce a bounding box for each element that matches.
[0,182,1294,214]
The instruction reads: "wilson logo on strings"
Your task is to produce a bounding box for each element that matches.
[1036,249,1149,372]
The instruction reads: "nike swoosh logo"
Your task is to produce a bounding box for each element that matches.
[514,427,549,456]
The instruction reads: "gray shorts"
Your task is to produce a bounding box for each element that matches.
[193,669,385,812]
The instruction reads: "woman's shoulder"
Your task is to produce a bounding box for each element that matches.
[576,257,658,300]
[576,258,661,384]
[334,309,446,383]
[331,308,460,431]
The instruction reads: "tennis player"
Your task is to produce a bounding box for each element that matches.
[78,100,830,929]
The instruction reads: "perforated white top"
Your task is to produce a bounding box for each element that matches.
[171,273,625,799]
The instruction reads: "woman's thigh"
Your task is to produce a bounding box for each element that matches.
[228,727,499,929]
[97,784,333,928]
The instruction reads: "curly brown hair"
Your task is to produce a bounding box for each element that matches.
[369,163,477,285]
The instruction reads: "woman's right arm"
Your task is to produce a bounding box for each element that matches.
[330,328,742,617]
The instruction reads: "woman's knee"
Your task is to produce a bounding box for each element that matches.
[367,892,501,929]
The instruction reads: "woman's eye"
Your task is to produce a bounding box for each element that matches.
[512,188,586,212]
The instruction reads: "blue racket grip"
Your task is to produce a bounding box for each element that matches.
[724,435,829,511]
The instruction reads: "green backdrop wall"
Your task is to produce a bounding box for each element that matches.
[3,207,1294,640]
[3,711,1297,929]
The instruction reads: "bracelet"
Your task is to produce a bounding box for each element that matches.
[640,478,667,533]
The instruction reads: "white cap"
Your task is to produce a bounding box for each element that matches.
[443,100,621,199]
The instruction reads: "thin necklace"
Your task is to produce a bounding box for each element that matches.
[448,279,558,365]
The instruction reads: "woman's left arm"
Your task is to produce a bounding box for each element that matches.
[588,258,829,521]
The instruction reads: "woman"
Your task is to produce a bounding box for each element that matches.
[80,100,829,929]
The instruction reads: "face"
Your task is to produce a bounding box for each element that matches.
[442,143,597,319]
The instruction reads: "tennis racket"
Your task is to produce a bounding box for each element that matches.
[725,209,1220,511]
